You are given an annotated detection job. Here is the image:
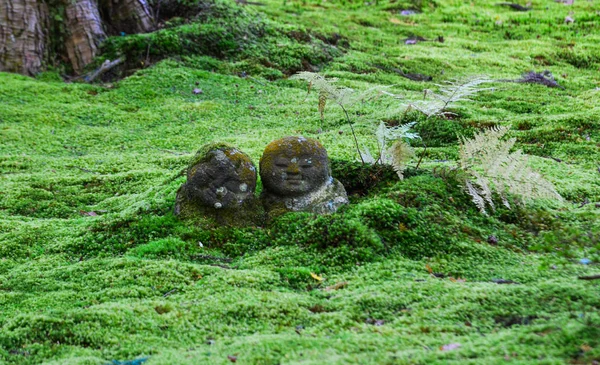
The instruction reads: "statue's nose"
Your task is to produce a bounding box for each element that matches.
[286,164,300,174]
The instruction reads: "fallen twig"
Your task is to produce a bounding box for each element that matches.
[84,58,124,83]
[496,2,531,11]
[372,63,432,81]
[497,71,564,89]
[324,281,348,291]
[193,254,233,263]
[236,0,266,5]
[544,156,563,163]
[163,288,178,297]
[578,198,590,208]
[578,274,600,280]
[66,165,98,174]
[492,278,520,284]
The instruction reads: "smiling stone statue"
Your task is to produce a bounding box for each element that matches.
[259,136,348,219]
[174,143,261,226]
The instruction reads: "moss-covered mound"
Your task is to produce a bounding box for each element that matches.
[100,0,346,79]
[1,0,600,363]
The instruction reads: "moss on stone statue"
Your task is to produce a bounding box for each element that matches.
[259,137,348,220]
[175,143,263,227]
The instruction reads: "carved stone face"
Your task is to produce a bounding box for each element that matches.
[260,137,330,197]
[186,148,256,209]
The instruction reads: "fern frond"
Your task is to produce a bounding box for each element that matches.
[434,76,494,104]
[459,126,511,170]
[409,76,494,118]
[389,140,414,179]
[290,71,354,106]
[472,171,495,211]
[409,98,446,118]
[459,127,563,214]
[376,121,387,155]
[354,85,401,104]
[359,145,376,164]
[318,91,327,120]
[290,71,339,87]
[335,87,356,106]
[465,180,488,214]
[384,121,420,140]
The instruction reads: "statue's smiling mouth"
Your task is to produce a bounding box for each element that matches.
[285,177,302,184]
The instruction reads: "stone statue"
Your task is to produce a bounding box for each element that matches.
[174,143,261,226]
[259,136,348,219]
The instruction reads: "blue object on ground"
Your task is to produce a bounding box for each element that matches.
[111,358,149,365]
[400,10,417,15]
[579,258,591,265]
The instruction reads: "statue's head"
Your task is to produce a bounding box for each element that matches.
[185,143,256,209]
[259,137,331,197]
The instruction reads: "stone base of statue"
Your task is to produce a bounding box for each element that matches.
[174,185,263,227]
[261,178,348,219]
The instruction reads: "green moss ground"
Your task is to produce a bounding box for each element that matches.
[1,0,600,363]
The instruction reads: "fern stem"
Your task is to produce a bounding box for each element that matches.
[375,136,383,165]
[415,140,428,170]
[415,123,431,170]
[340,104,364,165]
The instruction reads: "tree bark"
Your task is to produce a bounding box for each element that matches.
[0,0,49,75]
[101,0,155,36]
[63,0,107,74]
[1,0,155,76]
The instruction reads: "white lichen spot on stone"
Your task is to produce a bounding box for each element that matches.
[214,202,223,209]
[239,183,248,192]
[216,186,227,197]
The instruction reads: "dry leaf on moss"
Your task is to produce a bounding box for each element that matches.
[310,272,324,281]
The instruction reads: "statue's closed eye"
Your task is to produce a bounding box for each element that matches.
[275,163,288,168]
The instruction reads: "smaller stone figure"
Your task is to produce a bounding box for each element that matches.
[174,143,261,226]
[259,136,348,219]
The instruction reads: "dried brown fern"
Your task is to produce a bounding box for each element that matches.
[318,91,327,120]
[459,126,563,214]
[389,140,415,179]
[409,76,494,118]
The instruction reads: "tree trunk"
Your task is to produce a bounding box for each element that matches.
[63,0,107,74]
[101,0,155,36]
[1,0,155,76]
[0,0,49,76]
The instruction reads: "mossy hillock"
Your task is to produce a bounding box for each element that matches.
[99,0,346,80]
[2,0,600,363]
